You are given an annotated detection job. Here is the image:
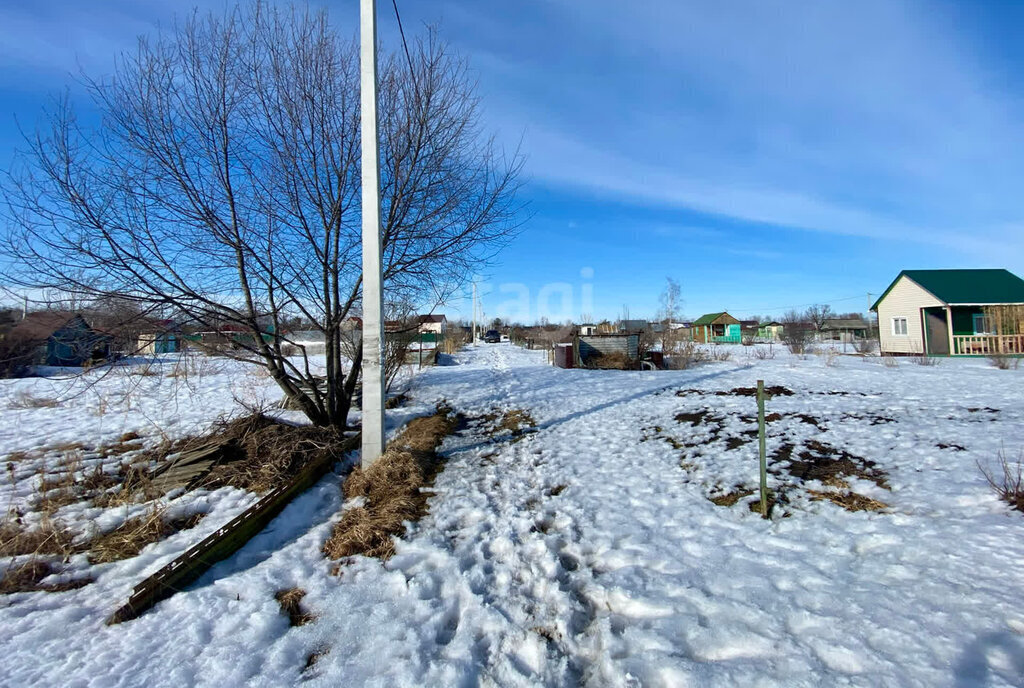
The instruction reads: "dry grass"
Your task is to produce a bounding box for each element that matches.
[275,587,315,626]
[808,489,887,512]
[88,509,205,564]
[323,406,460,562]
[709,488,754,507]
[0,515,81,559]
[197,415,346,493]
[0,559,93,595]
[93,465,161,508]
[7,391,60,409]
[583,351,638,370]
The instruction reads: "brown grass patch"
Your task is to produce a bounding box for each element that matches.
[194,415,345,494]
[0,559,93,595]
[275,587,315,626]
[808,489,887,512]
[88,510,205,564]
[709,488,754,507]
[583,351,638,370]
[0,516,82,558]
[323,406,460,562]
[8,391,60,409]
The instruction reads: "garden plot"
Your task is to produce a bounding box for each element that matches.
[1,344,1024,687]
[647,385,894,515]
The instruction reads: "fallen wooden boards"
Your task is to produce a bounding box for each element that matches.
[108,433,359,625]
[149,443,230,493]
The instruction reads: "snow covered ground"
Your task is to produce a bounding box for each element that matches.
[2,344,1024,687]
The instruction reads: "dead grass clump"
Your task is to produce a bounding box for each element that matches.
[709,488,754,507]
[197,415,345,493]
[0,559,92,595]
[323,407,460,562]
[583,351,638,370]
[499,409,536,434]
[93,465,161,508]
[978,448,1024,513]
[275,587,315,626]
[808,489,887,512]
[8,391,59,409]
[0,516,81,558]
[88,510,205,564]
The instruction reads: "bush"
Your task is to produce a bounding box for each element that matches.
[978,448,1024,513]
[854,338,877,355]
[752,345,774,360]
[989,354,1021,370]
[0,337,38,378]
[910,355,939,367]
[665,341,708,370]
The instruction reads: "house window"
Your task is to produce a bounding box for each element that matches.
[972,314,993,335]
[892,317,908,336]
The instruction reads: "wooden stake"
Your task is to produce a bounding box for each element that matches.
[757,379,768,519]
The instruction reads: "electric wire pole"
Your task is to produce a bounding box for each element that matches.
[472,281,478,345]
[360,0,385,467]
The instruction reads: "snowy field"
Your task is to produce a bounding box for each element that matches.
[2,344,1024,687]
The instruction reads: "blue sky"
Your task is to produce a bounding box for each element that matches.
[3,1,1024,323]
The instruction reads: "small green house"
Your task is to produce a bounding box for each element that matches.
[692,312,741,344]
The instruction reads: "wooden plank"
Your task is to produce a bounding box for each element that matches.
[107,433,359,625]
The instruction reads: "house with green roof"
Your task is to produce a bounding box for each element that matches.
[692,312,741,344]
[871,269,1024,356]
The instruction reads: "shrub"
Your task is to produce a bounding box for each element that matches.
[665,341,708,370]
[0,337,38,378]
[988,354,1021,370]
[881,355,898,368]
[752,345,774,360]
[978,448,1024,513]
[910,355,939,367]
[854,338,877,355]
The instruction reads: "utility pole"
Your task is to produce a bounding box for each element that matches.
[472,281,478,345]
[360,0,385,467]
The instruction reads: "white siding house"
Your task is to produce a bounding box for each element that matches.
[872,269,1024,356]
[876,277,942,354]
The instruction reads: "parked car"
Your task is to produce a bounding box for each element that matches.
[484,329,501,343]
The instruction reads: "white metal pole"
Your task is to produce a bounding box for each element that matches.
[472,282,477,345]
[360,0,385,467]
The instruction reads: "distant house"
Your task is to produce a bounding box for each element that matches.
[692,312,741,343]
[136,319,181,355]
[4,312,112,367]
[758,321,784,341]
[819,318,869,343]
[578,323,597,336]
[739,320,760,340]
[618,319,649,333]
[871,269,1024,356]
[417,314,447,335]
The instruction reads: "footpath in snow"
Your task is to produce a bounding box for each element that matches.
[1,343,1024,687]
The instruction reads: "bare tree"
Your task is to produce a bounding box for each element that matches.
[781,309,812,354]
[2,3,523,430]
[805,304,834,335]
[657,277,683,353]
